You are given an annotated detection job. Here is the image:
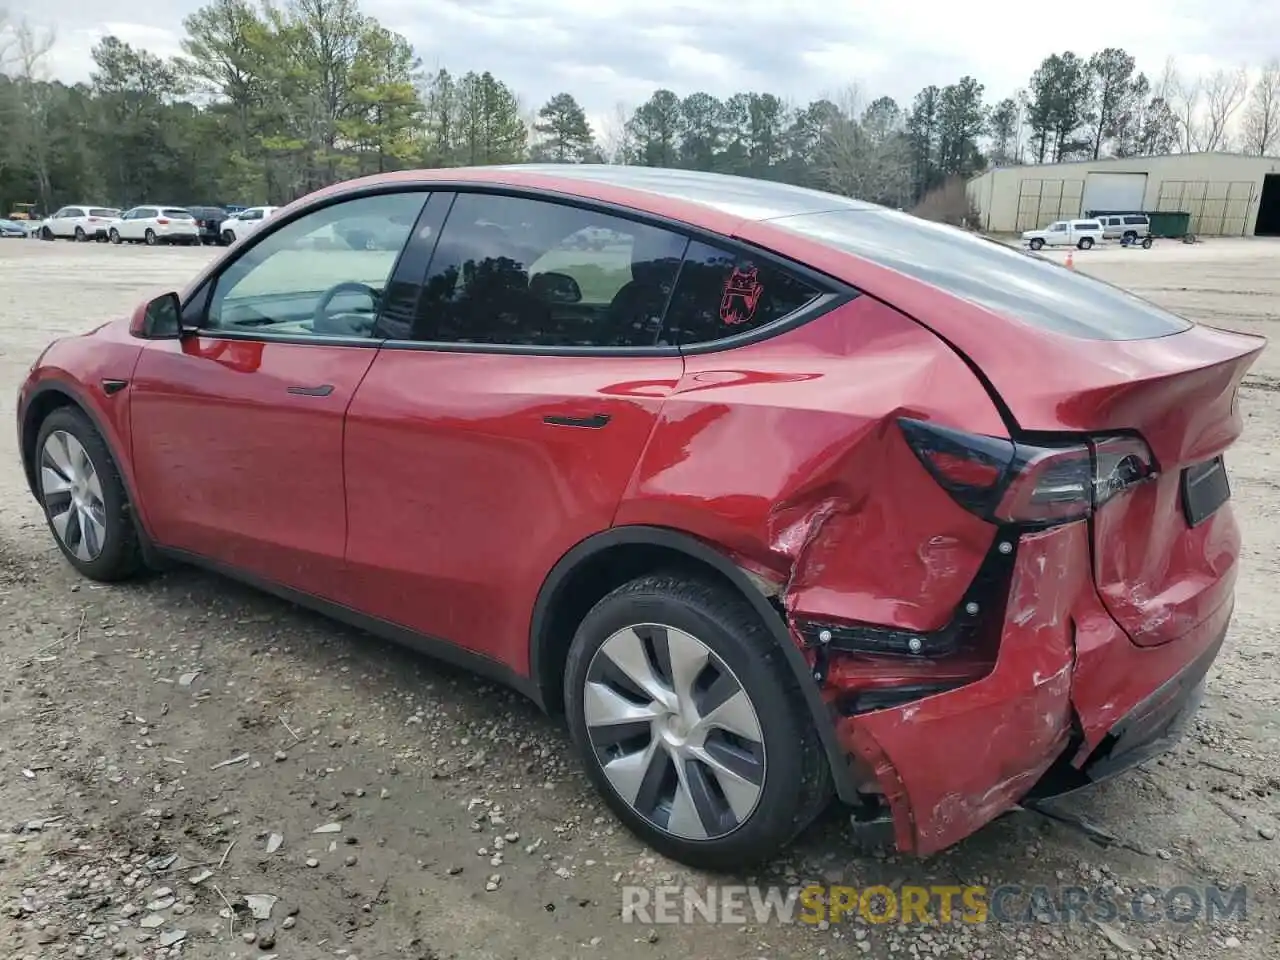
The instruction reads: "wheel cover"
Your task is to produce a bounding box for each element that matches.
[40,430,107,562]
[583,623,766,841]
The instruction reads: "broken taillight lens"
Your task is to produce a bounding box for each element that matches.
[898,418,1155,526]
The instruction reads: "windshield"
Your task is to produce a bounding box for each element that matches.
[769,208,1193,341]
[90,208,119,218]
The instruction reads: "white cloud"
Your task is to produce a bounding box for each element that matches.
[4,0,1273,120]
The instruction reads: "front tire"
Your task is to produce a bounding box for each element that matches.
[109,229,121,244]
[221,229,235,245]
[564,573,831,871]
[1029,238,1044,251]
[34,407,143,582]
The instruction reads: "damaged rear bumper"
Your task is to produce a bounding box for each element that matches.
[821,520,1232,857]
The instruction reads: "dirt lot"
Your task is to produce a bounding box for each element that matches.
[0,237,1277,960]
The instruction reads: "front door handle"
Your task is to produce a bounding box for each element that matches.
[287,384,334,397]
[543,413,611,429]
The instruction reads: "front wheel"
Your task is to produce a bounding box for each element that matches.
[34,407,143,582]
[41,226,53,241]
[1028,238,1044,251]
[564,574,831,871]
[144,229,157,246]
[1078,237,1094,250]
[109,229,121,244]
[220,229,235,245]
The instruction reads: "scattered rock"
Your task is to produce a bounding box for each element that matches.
[266,832,284,853]
[313,822,342,834]
[245,894,278,920]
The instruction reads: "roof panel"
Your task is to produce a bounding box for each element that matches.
[488,164,879,221]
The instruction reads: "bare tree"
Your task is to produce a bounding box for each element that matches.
[814,84,912,208]
[1170,62,1202,152]
[596,100,634,164]
[1242,59,1280,156]
[10,18,57,210]
[1199,67,1249,151]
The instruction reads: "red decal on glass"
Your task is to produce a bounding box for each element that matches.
[720,266,763,325]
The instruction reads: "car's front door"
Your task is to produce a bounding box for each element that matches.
[341,190,689,665]
[128,190,431,597]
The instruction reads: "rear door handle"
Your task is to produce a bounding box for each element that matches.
[543,413,611,429]
[287,384,334,397]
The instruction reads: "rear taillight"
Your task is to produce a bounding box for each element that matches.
[157,218,170,225]
[899,418,1155,526]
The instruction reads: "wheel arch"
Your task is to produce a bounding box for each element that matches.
[528,525,861,802]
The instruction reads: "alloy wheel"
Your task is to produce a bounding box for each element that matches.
[582,623,766,841]
[40,430,107,562]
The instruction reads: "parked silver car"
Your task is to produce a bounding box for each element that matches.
[1097,214,1151,245]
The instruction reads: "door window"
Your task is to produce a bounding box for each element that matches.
[662,240,822,345]
[1050,222,1066,232]
[204,192,426,340]
[410,192,687,347]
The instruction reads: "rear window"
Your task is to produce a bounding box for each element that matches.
[163,208,194,219]
[1123,215,1148,225]
[89,208,118,218]
[771,209,1193,341]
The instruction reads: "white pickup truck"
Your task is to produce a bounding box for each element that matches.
[1020,218,1106,251]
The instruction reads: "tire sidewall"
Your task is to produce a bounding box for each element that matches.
[34,409,135,580]
[145,230,157,246]
[564,584,811,868]
[1029,238,1043,250]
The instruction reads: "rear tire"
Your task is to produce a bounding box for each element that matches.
[74,226,86,242]
[1029,238,1044,251]
[564,573,832,871]
[144,229,157,246]
[34,407,143,582]
[1078,237,1094,250]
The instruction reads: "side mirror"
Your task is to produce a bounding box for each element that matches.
[130,292,183,339]
[531,271,582,304]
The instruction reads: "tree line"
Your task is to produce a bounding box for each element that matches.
[2,0,1279,221]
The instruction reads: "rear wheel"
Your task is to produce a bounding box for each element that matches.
[74,226,86,242]
[564,573,831,870]
[1078,237,1094,250]
[144,228,157,246]
[1029,238,1044,251]
[1123,231,1138,244]
[34,407,143,582]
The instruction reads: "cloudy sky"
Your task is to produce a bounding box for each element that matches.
[5,0,1273,128]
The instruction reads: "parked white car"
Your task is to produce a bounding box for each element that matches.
[107,206,201,246]
[1021,219,1106,251]
[39,205,121,242]
[219,206,279,244]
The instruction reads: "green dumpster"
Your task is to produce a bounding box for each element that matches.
[1147,211,1192,239]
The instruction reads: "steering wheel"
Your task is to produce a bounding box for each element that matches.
[312,281,380,336]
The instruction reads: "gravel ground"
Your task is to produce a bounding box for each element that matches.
[0,237,1277,960]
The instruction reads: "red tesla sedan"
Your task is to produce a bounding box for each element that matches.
[16,166,1264,870]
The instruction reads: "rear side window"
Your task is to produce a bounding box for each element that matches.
[662,240,822,345]
[773,209,1192,341]
[411,192,687,347]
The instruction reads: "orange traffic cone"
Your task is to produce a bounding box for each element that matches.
[1065,250,1074,270]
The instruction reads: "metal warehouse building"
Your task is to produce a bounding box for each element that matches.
[967,152,1280,237]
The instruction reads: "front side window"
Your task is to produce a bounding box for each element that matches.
[205,192,426,339]
[662,240,822,346]
[411,192,687,347]
[1050,222,1066,232]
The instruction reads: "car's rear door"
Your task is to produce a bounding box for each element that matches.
[341,189,688,667]
[128,189,432,598]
